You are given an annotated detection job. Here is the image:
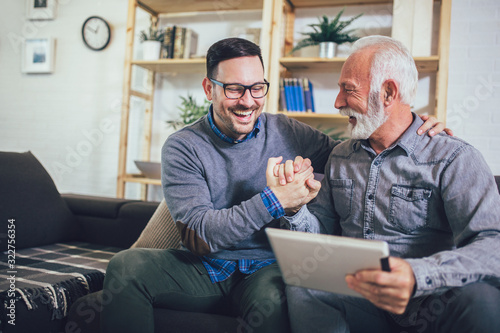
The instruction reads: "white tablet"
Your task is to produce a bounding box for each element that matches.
[266,228,390,297]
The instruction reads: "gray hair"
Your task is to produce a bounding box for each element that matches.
[350,35,418,105]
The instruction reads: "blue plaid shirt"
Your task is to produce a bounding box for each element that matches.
[202,107,284,283]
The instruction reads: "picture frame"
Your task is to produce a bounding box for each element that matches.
[26,0,57,20]
[22,38,56,74]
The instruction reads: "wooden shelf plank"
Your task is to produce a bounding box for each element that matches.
[280,56,439,73]
[124,174,162,186]
[288,0,392,8]
[279,111,348,121]
[281,57,347,71]
[138,0,264,14]
[132,58,206,73]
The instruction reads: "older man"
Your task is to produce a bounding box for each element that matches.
[276,36,500,333]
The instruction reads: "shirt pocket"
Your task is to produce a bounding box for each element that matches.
[389,185,432,233]
[330,179,354,220]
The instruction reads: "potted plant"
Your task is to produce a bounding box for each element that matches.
[166,95,211,130]
[292,8,363,58]
[139,22,165,60]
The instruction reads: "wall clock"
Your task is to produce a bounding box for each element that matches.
[82,16,111,51]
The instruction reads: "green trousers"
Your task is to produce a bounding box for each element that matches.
[100,248,290,333]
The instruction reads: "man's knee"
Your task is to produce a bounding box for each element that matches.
[432,283,500,332]
[104,249,155,290]
[456,283,500,319]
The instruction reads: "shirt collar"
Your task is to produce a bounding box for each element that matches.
[207,104,261,144]
[393,112,421,156]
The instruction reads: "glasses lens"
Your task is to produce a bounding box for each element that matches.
[250,83,268,98]
[224,84,245,99]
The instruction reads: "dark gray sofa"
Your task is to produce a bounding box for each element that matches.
[0,151,239,333]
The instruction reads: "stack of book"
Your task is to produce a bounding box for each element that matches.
[160,26,198,59]
[279,78,315,112]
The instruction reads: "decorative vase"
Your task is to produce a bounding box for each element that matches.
[319,42,336,58]
[142,40,161,60]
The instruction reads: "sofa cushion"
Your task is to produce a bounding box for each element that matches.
[131,199,181,249]
[0,151,80,251]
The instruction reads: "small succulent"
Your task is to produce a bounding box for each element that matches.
[292,8,363,53]
[139,24,165,43]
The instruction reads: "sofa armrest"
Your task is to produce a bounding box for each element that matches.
[62,194,159,248]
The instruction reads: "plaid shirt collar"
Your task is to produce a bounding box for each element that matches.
[207,105,261,144]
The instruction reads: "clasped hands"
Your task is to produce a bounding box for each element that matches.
[266,156,416,315]
[266,156,320,215]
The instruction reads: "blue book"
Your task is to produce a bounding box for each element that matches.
[293,78,301,112]
[284,79,294,112]
[303,78,313,112]
[297,78,306,112]
[308,79,316,112]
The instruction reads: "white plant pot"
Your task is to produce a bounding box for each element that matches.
[319,42,337,58]
[142,40,161,61]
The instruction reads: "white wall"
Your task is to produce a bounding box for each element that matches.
[0,0,499,200]
[0,0,127,197]
[446,0,500,174]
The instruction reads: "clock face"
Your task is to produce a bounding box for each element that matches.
[82,16,111,51]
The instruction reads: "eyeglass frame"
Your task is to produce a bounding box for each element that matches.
[209,78,270,99]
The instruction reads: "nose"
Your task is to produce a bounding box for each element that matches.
[238,88,254,107]
[334,90,346,110]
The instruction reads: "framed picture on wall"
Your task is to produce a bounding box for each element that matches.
[26,0,57,20]
[22,38,56,74]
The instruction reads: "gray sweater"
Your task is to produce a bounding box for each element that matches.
[162,112,336,260]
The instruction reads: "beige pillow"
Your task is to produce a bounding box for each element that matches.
[131,199,181,249]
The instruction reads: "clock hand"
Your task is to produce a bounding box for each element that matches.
[86,25,97,33]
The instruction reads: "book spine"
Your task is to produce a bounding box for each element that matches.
[297,78,305,112]
[168,25,176,59]
[280,78,287,112]
[309,79,315,112]
[161,26,173,59]
[293,78,300,111]
[284,79,294,112]
[303,78,312,112]
[183,29,192,59]
[173,27,186,59]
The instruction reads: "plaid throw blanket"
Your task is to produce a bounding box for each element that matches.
[0,242,122,320]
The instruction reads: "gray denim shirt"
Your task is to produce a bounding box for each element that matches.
[283,114,500,297]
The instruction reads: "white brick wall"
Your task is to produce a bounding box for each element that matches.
[0,0,127,197]
[0,0,499,200]
[447,0,500,174]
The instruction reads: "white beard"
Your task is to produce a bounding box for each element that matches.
[339,91,388,140]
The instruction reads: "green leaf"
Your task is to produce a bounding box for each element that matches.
[166,94,210,131]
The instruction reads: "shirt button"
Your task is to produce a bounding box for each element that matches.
[462,278,467,283]
[425,277,432,285]
[368,194,374,200]
[366,229,372,234]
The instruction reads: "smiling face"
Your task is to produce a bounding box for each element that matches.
[335,50,388,140]
[202,56,266,141]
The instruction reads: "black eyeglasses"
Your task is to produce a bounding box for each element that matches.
[209,78,270,99]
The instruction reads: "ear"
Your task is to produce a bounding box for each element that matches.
[202,77,213,101]
[382,79,398,106]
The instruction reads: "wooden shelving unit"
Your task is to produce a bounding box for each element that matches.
[117,0,452,198]
[116,0,275,198]
[132,58,206,73]
[267,0,451,124]
[280,56,440,73]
